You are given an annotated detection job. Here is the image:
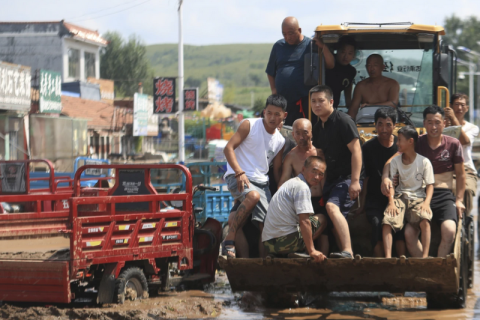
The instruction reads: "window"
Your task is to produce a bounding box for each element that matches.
[68,48,80,79]
[85,52,96,79]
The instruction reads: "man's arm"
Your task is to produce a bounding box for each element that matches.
[314,36,335,70]
[454,162,466,218]
[353,176,368,214]
[272,146,285,185]
[223,120,251,192]
[345,82,353,108]
[298,213,325,262]
[381,152,402,196]
[278,153,294,189]
[348,82,363,118]
[267,74,277,95]
[444,107,470,145]
[347,138,362,200]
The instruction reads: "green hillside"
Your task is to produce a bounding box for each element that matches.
[145,43,274,108]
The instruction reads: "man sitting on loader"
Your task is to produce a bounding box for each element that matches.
[222,95,286,258]
[262,156,327,262]
[383,105,466,257]
[349,54,400,120]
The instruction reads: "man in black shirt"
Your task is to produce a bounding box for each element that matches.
[311,85,363,259]
[360,108,405,257]
[324,36,357,109]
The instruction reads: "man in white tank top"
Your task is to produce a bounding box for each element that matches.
[222,95,287,258]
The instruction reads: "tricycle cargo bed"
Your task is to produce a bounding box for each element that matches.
[219,255,458,293]
[0,260,70,303]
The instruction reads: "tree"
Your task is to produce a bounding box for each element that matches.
[443,15,480,96]
[100,32,154,97]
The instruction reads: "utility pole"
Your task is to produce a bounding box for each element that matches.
[178,0,185,163]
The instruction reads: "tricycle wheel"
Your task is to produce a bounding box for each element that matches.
[115,267,149,304]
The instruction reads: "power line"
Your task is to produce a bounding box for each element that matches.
[72,0,153,23]
[67,0,141,21]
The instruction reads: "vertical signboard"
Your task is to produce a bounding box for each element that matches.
[0,62,31,111]
[153,77,176,114]
[133,93,148,136]
[184,88,198,112]
[39,70,62,113]
[146,96,159,136]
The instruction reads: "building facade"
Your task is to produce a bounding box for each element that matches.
[0,21,107,82]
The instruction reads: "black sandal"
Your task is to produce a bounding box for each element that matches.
[221,240,236,258]
[329,251,353,259]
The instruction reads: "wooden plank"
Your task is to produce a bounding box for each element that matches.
[220,256,458,293]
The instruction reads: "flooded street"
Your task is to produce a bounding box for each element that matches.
[212,181,480,320]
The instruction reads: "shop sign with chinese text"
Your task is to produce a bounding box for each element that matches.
[39,70,62,113]
[0,61,31,111]
[153,77,176,114]
[184,88,198,112]
[133,93,149,136]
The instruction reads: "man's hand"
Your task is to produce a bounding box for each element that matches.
[236,174,250,193]
[456,200,465,219]
[309,249,326,262]
[392,174,399,187]
[381,177,393,196]
[385,203,399,216]
[444,107,455,124]
[313,35,324,50]
[349,180,361,201]
[419,202,432,216]
[360,103,368,108]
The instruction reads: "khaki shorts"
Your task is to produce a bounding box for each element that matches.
[383,195,431,232]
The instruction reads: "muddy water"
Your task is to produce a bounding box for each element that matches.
[214,181,480,320]
[2,192,480,319]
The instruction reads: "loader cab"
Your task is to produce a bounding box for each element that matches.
[315,22,456,142]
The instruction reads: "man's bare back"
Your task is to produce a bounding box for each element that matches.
[281,146,324,197]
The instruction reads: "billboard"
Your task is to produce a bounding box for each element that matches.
[0,61,31,111]
[184,88,198,112]
[87,78,115,105]
[39,70,62,113]
[153,77,176,114]
[133,93,149,136]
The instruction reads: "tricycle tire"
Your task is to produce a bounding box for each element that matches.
[115,267,149,304]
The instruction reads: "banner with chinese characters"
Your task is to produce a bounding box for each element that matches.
[133,93,149,136]
[39,70,62,113]
[153,77,176,114]
[184,88,198,112]
[0,61,31,111]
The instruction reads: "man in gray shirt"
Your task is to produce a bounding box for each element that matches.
[262,156,327,262]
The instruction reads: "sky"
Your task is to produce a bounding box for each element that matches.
[3,0,480,45]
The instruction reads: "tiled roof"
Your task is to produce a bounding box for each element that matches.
[63,22,108,46]
[61,96,132,131]
[61,96,114,129]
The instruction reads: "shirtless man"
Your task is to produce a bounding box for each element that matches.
[349,54,400,119]
[278,118,329,253]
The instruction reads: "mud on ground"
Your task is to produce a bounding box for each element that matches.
[0,291,223,320]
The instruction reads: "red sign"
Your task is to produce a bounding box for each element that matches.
[183,88,198,112]
[153,77,176,114]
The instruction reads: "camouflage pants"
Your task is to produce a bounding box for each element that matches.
[263,216,320,255]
